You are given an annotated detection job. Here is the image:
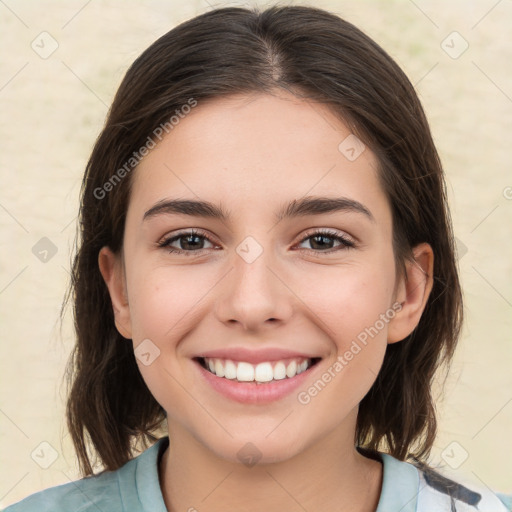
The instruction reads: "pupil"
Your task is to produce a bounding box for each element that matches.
[311,235,333,250]
[183,235,202,250]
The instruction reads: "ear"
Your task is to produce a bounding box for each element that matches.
[387,242,434,344]
[98,246,132,339]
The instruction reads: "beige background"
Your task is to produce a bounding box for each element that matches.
[1,0,511,508]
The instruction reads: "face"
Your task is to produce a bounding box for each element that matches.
[99,90,432,464]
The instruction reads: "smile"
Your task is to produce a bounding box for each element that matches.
[198,356,320,383]
[193,356,322,404]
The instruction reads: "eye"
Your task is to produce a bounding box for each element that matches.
[157,228,217,256]
[157,228,355,256]
[295,229,355,254]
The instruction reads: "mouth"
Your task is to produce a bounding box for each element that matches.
[191,347,325,404]
[194,356,322,384]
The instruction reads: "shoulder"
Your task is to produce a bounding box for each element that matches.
[415,464,512,512]
[377,452,511,511]
[1,437,169,512]
[1,470,121,512]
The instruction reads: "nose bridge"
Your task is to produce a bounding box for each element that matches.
[215,233,293,330]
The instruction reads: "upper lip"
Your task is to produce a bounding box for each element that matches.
[195,347,322,364]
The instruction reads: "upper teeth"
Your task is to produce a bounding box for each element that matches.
[204,357,312,383]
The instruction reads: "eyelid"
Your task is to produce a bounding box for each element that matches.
[157,227,215,246]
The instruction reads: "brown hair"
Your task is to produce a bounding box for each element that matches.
[63,4,463,476]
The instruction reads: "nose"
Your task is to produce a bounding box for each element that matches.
[214,241,294,332]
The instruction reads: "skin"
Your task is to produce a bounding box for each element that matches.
[99,89,434,512]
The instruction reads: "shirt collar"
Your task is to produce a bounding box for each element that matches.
[376,452,420,512]
[131,437,420,512]
[122,436,169,512]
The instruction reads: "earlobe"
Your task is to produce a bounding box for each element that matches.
[98,246,132,339]
[387,242,434,344]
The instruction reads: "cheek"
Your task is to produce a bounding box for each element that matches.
[125,268,206,413]
[292,264,394,422]
[127,247,397,351]
[297,259,396,345]
[127,266,205,343]
[293,257,396,406]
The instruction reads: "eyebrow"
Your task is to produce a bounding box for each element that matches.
[143,196,375,223]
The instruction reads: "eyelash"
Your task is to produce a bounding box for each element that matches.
[157,228,355,256]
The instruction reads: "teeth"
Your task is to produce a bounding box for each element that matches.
[254,362,273,382]
[224,360,237,379]
[214,359,225,377]
[273,362,287,380]
[202,357,315,383]
[286,360,297,378]
[237,362,254,382]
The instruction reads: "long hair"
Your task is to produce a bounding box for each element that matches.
[62,5,463,476]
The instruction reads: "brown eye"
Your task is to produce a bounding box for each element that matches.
[158,229,216,255]
[296,229,355,253]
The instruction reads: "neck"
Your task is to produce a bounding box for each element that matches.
[158,416,383,512]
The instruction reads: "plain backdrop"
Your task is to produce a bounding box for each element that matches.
[1,0,511,508]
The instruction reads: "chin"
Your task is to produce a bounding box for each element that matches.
[201,429,308,467]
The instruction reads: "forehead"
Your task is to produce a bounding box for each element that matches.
[129,91,387,224]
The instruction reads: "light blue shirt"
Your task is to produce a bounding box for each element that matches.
[3,436,511,511]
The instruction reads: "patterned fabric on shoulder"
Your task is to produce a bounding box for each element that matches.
[414,462,511,511]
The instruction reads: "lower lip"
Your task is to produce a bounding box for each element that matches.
[194,359,320,404]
